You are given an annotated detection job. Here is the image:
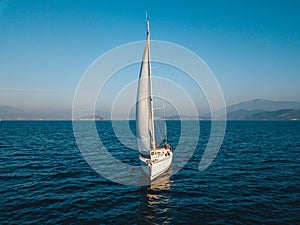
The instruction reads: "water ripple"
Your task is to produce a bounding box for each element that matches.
[0,121,299,224]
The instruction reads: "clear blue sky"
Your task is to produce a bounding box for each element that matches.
[0,0,299,114]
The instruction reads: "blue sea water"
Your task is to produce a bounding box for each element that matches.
[0,121,299,224]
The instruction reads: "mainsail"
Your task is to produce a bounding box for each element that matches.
[136,17,155,157]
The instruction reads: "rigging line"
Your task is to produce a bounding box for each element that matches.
[152,73,167,142]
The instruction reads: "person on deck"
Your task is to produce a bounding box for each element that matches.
[160,139,167,149]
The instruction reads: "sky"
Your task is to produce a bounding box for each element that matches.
[0,0,299,117]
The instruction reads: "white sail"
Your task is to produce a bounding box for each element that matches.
[136,18,155,157]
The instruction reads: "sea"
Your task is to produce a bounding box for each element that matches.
[0,120,299,224]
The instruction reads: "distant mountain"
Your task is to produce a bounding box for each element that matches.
[227,99,300,120]
[227,109,300,120]
[223,99,300,120]
[164,115,199,120]
[227,99,300,113]
[0,105,107,120]
[227,109,261,120]
[228,108,300,120]
[0,106,27,119]
[0,106,71,120]
[76,115,105,120]
[251,109,300,120]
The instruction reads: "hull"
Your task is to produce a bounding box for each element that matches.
[150,150,173,181]
[139,149,173,181]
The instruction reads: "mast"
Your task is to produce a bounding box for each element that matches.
[147,16,156,153]
[136,15,155,157]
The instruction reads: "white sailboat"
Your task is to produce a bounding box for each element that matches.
[136,16,173,181]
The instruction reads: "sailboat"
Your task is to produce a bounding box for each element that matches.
[136,16,173,181]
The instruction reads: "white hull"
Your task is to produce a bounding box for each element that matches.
[150,151,173,180]
[140,148,173,181]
